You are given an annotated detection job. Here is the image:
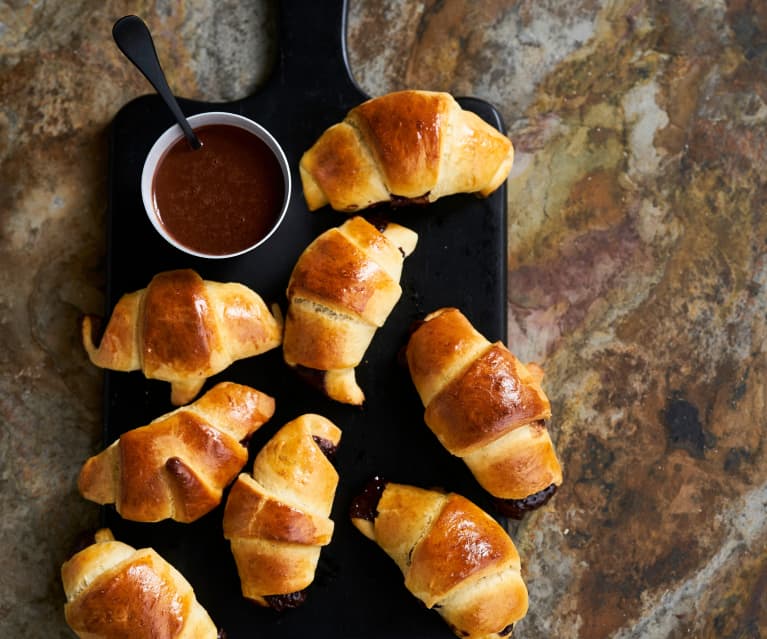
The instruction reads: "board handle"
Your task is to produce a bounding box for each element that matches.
[272,0,363,98]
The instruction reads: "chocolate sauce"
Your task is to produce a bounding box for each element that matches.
[349,476,388,521]
[494,483,559,520]
[152,124,284,255]
[264,590,308,612]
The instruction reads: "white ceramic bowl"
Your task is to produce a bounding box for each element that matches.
[141,111,291,259]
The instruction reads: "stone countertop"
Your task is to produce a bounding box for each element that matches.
[1,1,765,637]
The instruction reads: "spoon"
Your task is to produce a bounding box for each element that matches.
[112,15,202,150]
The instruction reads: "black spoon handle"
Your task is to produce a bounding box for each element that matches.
[112,15,202,150]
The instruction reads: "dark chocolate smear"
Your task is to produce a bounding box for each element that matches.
[313,435,338,463]
[389,192,431,207]
[349,476,388,522]
[366,213,391,234]
[165,456,197,490]
[292,364,328,395]
[494,483,558,519]
[265,589,308,612]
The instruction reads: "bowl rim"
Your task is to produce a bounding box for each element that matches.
[140,111,292,259]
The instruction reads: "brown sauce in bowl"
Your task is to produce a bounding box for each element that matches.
[152,124,285,256]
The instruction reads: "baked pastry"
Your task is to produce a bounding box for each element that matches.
[223,414,341,610]
[283,216,417,404]
[61,528,218,639]
[405,308,563,517]
[78,382,275,523]
[82,268,283,405]
[299,90,513,212]
[351,479,528,639]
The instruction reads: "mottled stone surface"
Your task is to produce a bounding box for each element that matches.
[1,1,765,638]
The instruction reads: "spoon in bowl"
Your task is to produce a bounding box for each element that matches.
[112,15,202,150]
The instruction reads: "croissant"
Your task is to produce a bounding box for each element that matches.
[61,528,218,639]
[405,308,563,517]
[299,89,514,212]
[78,382,275,523]
[223,414,341,610]
[283,216,417,404]
[82,268,283,405]
[351,479,528,639]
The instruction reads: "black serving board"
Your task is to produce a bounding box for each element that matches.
[102,2,508,638]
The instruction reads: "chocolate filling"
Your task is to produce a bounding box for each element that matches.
[165,456,187,476]
[494,483,558,520]
[367,214,391,234]
[365,214,407,256]
[165,456,201,498]
[498,623,515,636]
[313,435,338,463]
[349,476,389,522]
[264,589,308,612]
[389,192,431,207]
[292,365,328,394]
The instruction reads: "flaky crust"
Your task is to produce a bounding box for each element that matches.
[283,216,417,404]
[77,382,275,523]
[82,268,283,405]
[61,529,217,639]
[223,414,341,606]
[299,90,514,212]
[351,483,528,639]
[406,308,563,500]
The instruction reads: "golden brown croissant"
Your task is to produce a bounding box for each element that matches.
[61,528,218,639]
[351,480,528,639]
[283,216,417,404]
[78,382,275,523]
[405,308,563,517]
[299,90,514,212]
[223,414,341,609]
[82,268,283,405]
